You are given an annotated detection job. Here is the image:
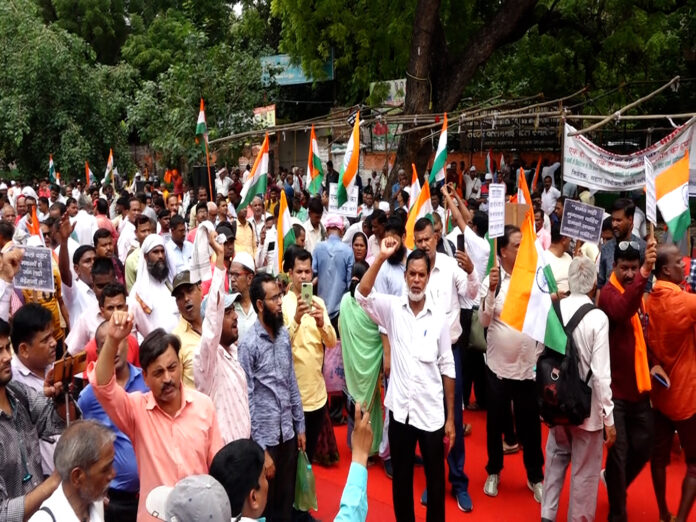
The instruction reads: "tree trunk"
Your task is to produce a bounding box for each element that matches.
[390,0,540,190]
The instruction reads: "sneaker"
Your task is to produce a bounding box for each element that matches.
[455,491,473,512]
[383,458,393,479]
[483,474,499,497]
[420,489,427,506]
[502,441,520,454]
[527,480,543,503]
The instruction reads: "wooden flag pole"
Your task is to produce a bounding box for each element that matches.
[204,137,213,202]
[493,238,498,267]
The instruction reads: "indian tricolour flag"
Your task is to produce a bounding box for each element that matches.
[429,113,447,184]
[86,161,96,186]
[238,133,269,211]
[195,98,208,146]
[103,149,114,185]
[486,149,493,174]
[277,188,296,273]
[531,155,542,192]
[656,151,690,241]
[48,155,57,184]
[405,179,433,249]
[337,112,360,208]
[500,209,567,354]
[408,163,421,212]
[306,124,324,195]
[500,154,506,171]
[517,166,532,205]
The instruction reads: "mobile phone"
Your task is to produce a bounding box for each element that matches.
[457,234,466,252]
[53,352,87,383]
[301,282,313,308]
[652,372,670,388]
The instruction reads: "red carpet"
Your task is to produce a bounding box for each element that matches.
[312,408,688,521]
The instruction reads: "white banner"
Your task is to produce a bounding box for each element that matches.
[328,182,359,217]
[563,118,696,194]
[488,183,507,238]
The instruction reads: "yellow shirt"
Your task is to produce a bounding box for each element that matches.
[282,292,337,411]
[233,220,257,258]
[172,317,202,389]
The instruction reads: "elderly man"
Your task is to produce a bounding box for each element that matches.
[645,244,696,522]
[230,252,257,342]
[128,235,179,337]
[29,421,115,522]
[541,257,616,522]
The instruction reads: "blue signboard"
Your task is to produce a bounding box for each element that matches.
[261,52,334,86]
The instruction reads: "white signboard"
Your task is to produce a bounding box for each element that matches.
[328,182,359,217]
[563,119,696,194]
[488,183,506,238]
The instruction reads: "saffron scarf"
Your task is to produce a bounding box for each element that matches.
[609,271,652,393]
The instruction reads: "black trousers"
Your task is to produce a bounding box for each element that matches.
[105,489,138,522]
[389,412,445,522]
[485,367,544,483]
[265,437,298,522]
[606,398,654,522]
[460,309,486,408]
[304,404,326,463]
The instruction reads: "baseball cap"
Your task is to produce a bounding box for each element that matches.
[232,252,255,274]
[170,270,200,296]
[201,291,241,319]
[146,475,232,522]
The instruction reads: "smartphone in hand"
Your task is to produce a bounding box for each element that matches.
[301,282,313,309]
[457,234,466,252]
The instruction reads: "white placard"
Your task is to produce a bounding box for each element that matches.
[328,182,359,217]
[488,183,506,238]
[644,157,657,225]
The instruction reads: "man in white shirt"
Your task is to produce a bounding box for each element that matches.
[465,167,482,200]
[229,253,257,342]
[215,169,233,198]
[479,225,545,503]
[117,198,142,264]
[541,256,616,522]
[541,175,561,216]
[165,215,193,273]
[356,239,455,522]
[546,224,573,296]
[29,420,115,522]
[302,198,325,254]
[73,199,99,246]
[248,197,266,242]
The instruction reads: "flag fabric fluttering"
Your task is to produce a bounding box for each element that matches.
[500,154,506,171]
[48,155,58,185]
[499,208,567,354]
[517,166,532,205]
[86,161,96,187]
[306,124,324,196]
[486,149,493,174]
[531,155,542,192]
[405,181,433,249]
[656,151,690,241]
[195,98,208,147]
[337,112,361,208]
[238,134,269,211]
[277,189,296,273]
[429,113,448,185]
[28,205,41,236]
[103,149,114,185]
[408,163,421,212]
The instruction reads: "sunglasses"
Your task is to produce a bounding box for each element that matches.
[617,240,640,251]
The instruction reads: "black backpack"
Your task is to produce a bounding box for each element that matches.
[536,301,594,426]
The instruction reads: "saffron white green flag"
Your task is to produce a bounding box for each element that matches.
[103,149,114,185]
[238,134,269,211]
[656,151,690,241]
[429,113,448,184]
[306,124,324,195]
[86,161,96,187]
[195,98,208,147]
[48,155,57,184]
[408,163,421,212]
[337,112,360,208]
[405,180,433,250]
[277,189,296,273]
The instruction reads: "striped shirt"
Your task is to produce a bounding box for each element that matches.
[194,267,251,444]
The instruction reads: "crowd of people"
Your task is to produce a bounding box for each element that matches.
[0,157,693,522]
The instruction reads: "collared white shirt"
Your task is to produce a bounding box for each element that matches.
[165,239,193,274]
[29,483,104,522]
[215,176,232,197]
[72,209,98,246]
[303,220,324,254]
[128,286,180,339]
[235,301,257,343]
[356,288,455,432]
[541,186,561,215]
[479,267,542,380]
[117,221,136,264]
[249,215,266,242]
[427,253,479,344]
[255,226,277,275]
[66,311,105,356]
[446,225,490,307]
[10,357,57,476]
[559,294,614,431]
[63,278,98,329]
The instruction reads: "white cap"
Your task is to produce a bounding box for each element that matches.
[377,201,390,212]
[0,183,7,190]
[485,173,493,180]
[232,252,256,274]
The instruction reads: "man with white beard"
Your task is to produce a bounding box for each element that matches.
[128,234,180,337]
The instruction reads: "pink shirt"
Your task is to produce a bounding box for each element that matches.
[194,267,251,444]
[87,367,223,521]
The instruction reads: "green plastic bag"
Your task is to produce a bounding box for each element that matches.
[293,450,318,511]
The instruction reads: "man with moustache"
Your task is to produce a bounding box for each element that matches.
[172,270,203,389]
[194,231,251,444]
[128,234,180,337]
[238,273,306,522]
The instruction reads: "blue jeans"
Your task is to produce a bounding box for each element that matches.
[447,344,469,494]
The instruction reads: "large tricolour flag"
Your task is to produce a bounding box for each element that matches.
[48,155,57,184]
[500,209,567,354]
[277,188,296,273]
[195,98,208,146]
[517,166,532,205]
[306,124,324,195]
[103,149,114,185]
[337,112,360,208]
[429,113,447,184]
[656,151,690,241]
[408,163,421,212]
[238,133,269,211]
[405,180,433,249]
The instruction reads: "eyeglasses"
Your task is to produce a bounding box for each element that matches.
[264,293,283,303]
[617,240,640,251]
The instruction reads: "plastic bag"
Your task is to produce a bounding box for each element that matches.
[293,450,318,511]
